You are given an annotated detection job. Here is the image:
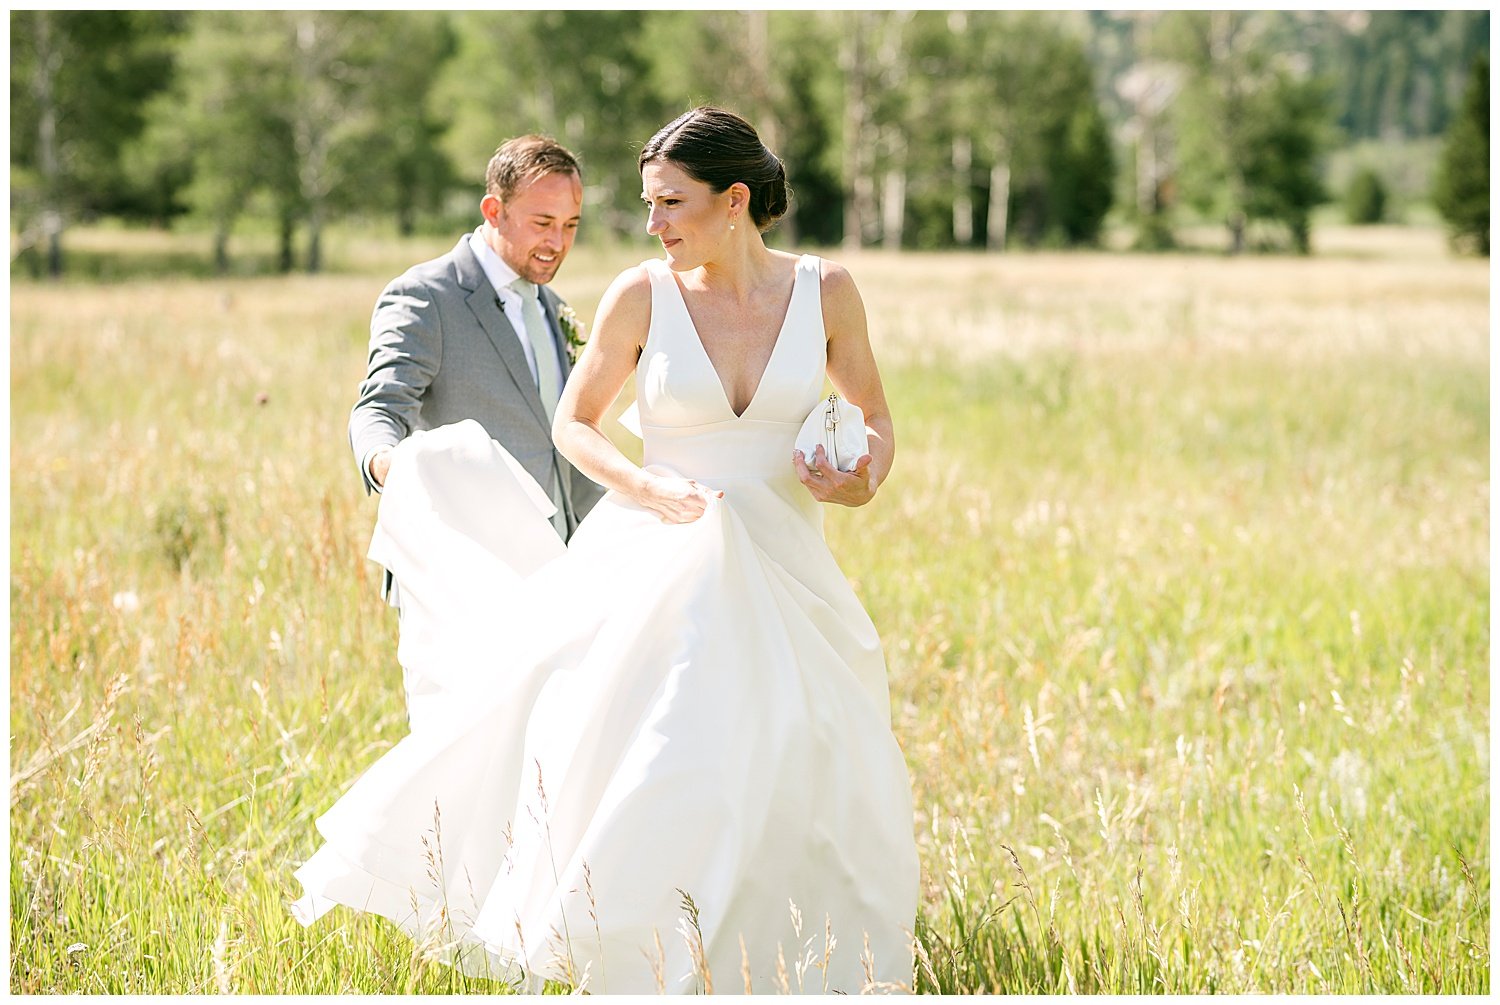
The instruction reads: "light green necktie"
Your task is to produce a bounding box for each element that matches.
[509,277,560,421]
[508,277,568,537]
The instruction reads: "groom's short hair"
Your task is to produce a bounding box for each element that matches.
[486,136,581,202]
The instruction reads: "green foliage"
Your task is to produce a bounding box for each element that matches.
[1162,12,1333,253]
[9,11,182,208]
[129,12,458,272]
[1326,139,1443,223]
[7,11,1490,271]
[1011,26,1117,247]
[9,11,184,272]
[1241,72,1333,253]
[938,12,1115,249]
[1130,214,1178,252]
[1344,167,1388,224]
[438,11,667,238]
[334,14,458,237]
[1325,10,1490,141]
[763,12,846,245]
[131,12,296,268]
[151,493,229,573]
[1087,10,1489,147]
[1433,55,1489,256]
[1050,96,1116,246]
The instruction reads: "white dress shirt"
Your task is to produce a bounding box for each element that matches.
[468,230,564,392]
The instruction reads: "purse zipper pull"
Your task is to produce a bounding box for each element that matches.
[824,393,839,470]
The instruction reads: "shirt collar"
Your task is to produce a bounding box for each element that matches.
[468,228,523,299]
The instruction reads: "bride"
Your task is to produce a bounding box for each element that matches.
[292,106,920,994]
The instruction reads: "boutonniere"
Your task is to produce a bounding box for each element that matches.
[558,304,588,365]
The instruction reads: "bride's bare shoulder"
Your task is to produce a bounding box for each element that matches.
[599,264,654,312]
[811,254,854,284]
[593,264,655,347]
[812,256,865,319]
[605,262,655,296]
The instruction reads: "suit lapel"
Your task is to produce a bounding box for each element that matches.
[454,238,551,431]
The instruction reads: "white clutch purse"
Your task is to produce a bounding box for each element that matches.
[795,393,868,473]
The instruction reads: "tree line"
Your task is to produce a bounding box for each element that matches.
[9,10,1489,276]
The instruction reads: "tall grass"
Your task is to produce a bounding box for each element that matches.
[9,228,1488,992]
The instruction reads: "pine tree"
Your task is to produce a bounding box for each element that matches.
[1241,71,1331,253]
[1344,167,1386,224]
[1161,11,1331,253]
[1433,54,1489,255]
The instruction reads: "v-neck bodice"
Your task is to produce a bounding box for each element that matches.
[667,264,796,419]
[636,255,827,483]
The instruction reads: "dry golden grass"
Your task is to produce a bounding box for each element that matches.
[9,224,1489,993]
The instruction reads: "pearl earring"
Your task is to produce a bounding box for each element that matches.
[730,222,736,231]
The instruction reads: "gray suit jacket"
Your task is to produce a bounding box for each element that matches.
[349,234,606,542]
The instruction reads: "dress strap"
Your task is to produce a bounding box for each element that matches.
[789,255,825,346]
[640,259,683,358]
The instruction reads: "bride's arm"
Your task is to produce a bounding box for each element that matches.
[794,259,894,507]
[553,267,719,524]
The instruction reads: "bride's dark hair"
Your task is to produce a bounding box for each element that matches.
[638,106,791,231]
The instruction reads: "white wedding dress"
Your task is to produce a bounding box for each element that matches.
[292,255,919,993]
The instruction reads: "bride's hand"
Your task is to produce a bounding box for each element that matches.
[641,474,723,524]
[794,445,877,507]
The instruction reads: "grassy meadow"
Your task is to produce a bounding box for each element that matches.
[8,225,1490,993]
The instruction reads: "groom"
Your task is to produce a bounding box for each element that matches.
[349,135,606,605]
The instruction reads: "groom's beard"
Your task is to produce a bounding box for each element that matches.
[512,243,565,284]
[492,219,570,286]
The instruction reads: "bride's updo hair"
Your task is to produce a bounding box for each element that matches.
[638,106,791,231]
